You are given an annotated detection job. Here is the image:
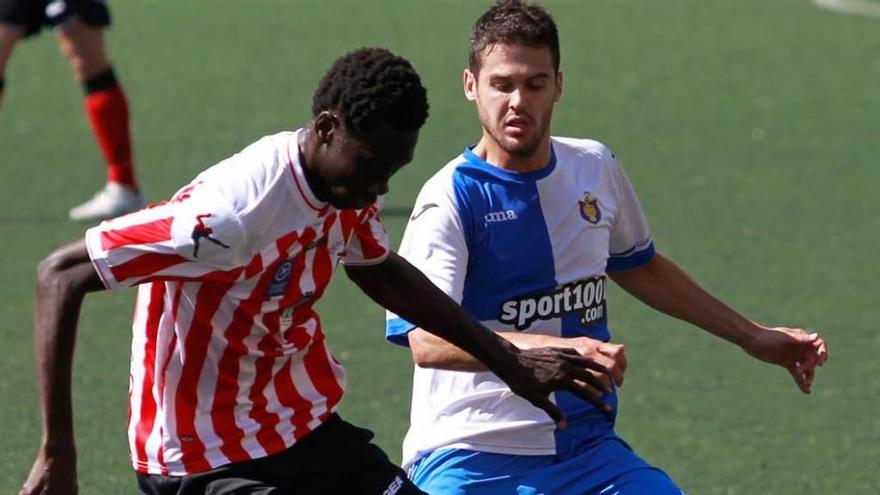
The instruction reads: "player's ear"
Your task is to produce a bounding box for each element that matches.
[463,69,478,102]
[554,71,563,103]
[313,111,341,144]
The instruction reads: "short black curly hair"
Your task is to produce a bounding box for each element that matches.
[469,0,560,75]
[312,48,429,137]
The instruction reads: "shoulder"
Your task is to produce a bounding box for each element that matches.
[167,184,249,269]
[551,136,617,166]
[193,130,298,215]
[416,153,472,207]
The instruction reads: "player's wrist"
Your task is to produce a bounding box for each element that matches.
[39,437,76,459]
[733,320,764,350]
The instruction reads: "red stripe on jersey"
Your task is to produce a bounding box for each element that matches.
[210,297,264,463]
[354,216,387,260]
[243,253,263,279]
[338,210,359,241]
[133,283,166,468]
[246,324,286,454]
[310,214,336,298]
[271,356,314,441]
[136,267,244,286]
[210,233,301,464]
[302,331,344,415]
[207,232,299,460]
[174,280,235,473]
[245,230,316,454]
[110,252,190,284]
[101,217,174,251]
[155,283,183,475]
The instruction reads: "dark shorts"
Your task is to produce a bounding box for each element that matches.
[0,0,110,37]
[136,414,428,495]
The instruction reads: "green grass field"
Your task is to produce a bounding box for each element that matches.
[1,1,878,493]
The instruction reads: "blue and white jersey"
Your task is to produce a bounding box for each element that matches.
[385,137,655,469]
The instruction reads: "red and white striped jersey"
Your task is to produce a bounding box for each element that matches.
[84,130,390,475]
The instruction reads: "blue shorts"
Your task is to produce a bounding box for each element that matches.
[409,434,684,495]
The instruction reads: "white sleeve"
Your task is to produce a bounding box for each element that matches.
[607,159,655,271]
[385,183,468,346]
[85,183,249,289]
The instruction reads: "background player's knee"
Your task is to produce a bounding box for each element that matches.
[54,18,110,81]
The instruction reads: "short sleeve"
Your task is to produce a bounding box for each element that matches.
[85,185,249,289]
[385,181,468,346]
[340,204,390,266]
[607,159,655,272]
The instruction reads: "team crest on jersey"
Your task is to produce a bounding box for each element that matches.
[578,192,601,224]
[266,260,293,297]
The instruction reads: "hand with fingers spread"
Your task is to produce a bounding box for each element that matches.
[495,346,614,428]
[741,325,829,394]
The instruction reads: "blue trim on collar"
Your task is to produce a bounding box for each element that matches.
[462,145,557,182]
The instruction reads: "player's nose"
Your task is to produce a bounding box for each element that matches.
[509,89,525,111]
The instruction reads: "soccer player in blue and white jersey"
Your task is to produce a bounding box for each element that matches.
[385,1,829,494]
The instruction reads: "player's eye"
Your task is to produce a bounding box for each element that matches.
[491,81,513,92]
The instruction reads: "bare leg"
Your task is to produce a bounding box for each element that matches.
[54,18,109,82]
[0,22,25,107]
[57,18,142,221]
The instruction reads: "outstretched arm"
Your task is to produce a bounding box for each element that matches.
[346,252,614,424]
[406,329,625,392]
[20,239,106,495]
[608,252,828,393]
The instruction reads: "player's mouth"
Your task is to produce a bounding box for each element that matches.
[503,116,531,137]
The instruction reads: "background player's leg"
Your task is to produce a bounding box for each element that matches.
[0,23,24,107]
[56,18,143,221]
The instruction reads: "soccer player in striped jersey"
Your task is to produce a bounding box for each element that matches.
[19,48,613,495]
[385,2,830,494]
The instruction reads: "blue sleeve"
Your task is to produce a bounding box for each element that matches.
[606,241,656,272]
[385,316,417,347]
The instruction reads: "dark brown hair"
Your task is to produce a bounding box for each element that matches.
[468,0,560,74]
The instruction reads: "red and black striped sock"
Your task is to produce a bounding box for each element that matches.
[83,68,138,190]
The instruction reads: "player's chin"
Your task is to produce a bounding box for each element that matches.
[503,138,541,158]
[331,195,374,210]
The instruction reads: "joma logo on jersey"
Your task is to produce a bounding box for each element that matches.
[578,192,601,224]
[485,210,518,223]
[499,276,607,330]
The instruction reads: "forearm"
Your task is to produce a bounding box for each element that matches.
[409,329,575,371]
[610,253,758,347]
[33,241,105,447]
[346,253,521,373]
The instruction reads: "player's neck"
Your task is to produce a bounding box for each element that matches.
[298,127,331,204]
[473,135,552,173]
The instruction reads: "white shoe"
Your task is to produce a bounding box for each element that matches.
[69,182,146,221]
